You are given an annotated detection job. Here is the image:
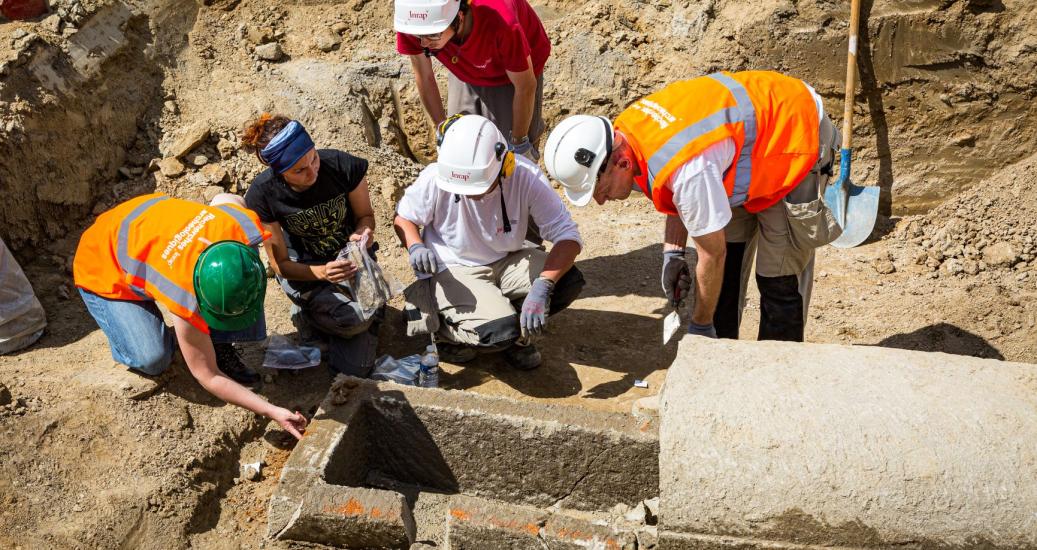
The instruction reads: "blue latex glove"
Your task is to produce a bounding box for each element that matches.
[661,250,692,307]
[511,137,540,161]
[687,321,717,338]
[520,277,554,338]
[407,243,438,276]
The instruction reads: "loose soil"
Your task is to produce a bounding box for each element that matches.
[1,0,1036,548]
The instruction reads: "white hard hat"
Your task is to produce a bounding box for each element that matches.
[544,115,614,207]
[393,0,462,35]
[435,115,508,195]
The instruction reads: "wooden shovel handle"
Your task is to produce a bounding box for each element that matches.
[842,0,861,150]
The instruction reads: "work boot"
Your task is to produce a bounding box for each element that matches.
[437,342,478,364]
[213,343,260,386]
[503,343,541,371]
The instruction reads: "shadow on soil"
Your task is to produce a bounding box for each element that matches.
[874,322,1004,360]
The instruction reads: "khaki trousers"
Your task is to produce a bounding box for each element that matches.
[432,247,585,347]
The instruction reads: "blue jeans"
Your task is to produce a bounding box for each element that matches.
[79,289,266,376]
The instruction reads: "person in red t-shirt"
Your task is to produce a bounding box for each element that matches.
[394,0,550,159]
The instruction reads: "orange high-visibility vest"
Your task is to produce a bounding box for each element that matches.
[74,194,270,334]
[614,71,820,215]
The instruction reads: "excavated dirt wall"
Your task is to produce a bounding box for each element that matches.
[0,1,170,255]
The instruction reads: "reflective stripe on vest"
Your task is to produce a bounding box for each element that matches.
[215,204,264,246]
[645,72,758,207]
[116,196,200,313]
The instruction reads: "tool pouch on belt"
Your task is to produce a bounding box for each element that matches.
[403,278,440,337]
[784,116,843,250]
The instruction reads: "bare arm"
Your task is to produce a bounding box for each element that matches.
[347,178,376,246]
[410,54,447,126]
[689,229,727,325]
[505,57,537,143]
[172,317,306,438]
[393,214,424,249]
[261,221,356,283]
[539,240,581,283]
[663,215,689,252]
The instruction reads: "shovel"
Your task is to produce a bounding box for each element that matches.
[824,0,880,249]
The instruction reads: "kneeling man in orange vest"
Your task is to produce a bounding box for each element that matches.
[544,71,842,341]
[74,193,307,438]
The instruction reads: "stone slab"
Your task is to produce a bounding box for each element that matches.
[446,494,631,550]
[330,379,659,511]
[659,337,1037,548]
[274,484,415,549]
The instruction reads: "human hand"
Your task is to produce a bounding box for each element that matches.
[350,226,374,247]
[661,250,692,307]
[322,259,357,283]
[271,407,308,440]
[687,321,717,338]
[520,277,554,338]
[407,243,438,276]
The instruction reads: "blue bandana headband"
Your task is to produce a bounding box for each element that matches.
[258,120,315,174]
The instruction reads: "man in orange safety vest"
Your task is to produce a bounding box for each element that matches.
[544,71,842,342]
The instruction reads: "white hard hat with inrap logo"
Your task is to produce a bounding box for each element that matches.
[435,115,508,196]
[544,115,614,207]
[393,0,462,35]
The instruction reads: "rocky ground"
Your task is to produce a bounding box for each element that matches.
[2,0,1036,548]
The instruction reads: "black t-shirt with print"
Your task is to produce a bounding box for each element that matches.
[245,149,368,263]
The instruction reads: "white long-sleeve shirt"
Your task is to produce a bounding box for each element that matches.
[668,82,826,237]
[397,155,582,269]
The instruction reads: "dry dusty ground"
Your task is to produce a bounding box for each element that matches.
[2,0,1037,548]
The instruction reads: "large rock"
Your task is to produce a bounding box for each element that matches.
[158,157,185,178]
[255,42,284,61]
[659,337,1037,548]
[982,241,1018,267]
[167,121,210,159]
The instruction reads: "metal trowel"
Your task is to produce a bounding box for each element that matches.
[662,287,683,345]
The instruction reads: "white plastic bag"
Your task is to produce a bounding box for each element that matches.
[370,354,421,386]
[336,235,403,322]
[0,237,46,355]
[262,333,321,370]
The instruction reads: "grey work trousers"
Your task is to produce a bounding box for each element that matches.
[447,72,546,146]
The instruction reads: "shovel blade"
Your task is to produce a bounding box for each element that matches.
[663,310,681,345]
[824,181,880,249]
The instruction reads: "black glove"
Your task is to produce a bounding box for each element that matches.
[661,249,692,307]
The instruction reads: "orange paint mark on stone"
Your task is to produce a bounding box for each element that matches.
[524,523,540,536]
[450,508,471,521]
[324,497,366,517]
[370,507,383,519]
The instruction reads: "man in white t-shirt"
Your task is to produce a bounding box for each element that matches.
[544,72,842,342]
[394,115,584,370]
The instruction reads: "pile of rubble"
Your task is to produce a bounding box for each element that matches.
[897,152,1037,281]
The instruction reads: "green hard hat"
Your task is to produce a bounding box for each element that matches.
[193,241,267,332]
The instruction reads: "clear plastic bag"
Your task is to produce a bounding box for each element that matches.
[262,333,321,370]
[370,354,422,386]
[337,235,404,322]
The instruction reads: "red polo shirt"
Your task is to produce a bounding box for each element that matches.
[397,0,550,87]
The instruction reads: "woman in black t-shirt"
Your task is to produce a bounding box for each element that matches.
[242,114,381,377]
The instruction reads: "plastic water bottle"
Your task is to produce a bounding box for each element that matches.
[419,344,439,388]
